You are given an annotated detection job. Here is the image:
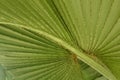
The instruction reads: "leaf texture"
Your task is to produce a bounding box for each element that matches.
[0,0,120,80]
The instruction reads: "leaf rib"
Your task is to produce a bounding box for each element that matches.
[0,22,117,80]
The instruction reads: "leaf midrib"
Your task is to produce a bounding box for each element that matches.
[0,22,117,80]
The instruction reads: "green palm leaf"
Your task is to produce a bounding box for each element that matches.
[0,0,120,80]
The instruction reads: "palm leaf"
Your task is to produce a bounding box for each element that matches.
[0,0,120,80]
